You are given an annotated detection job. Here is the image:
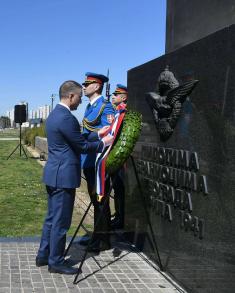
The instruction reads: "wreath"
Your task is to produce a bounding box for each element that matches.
[106,110,142,174]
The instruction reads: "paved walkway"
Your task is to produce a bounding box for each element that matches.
[0,237,185,293]
[0,144,186,292]
[0,138,19,140]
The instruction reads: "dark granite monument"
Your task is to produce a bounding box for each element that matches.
[125,3,235,293]
[166,0,235,53]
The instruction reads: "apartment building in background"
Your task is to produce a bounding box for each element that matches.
[6,104,51,128]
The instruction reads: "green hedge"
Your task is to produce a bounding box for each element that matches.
[22,124,46,146]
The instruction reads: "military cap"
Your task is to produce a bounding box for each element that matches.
[113,84,128,94]
[82,72,109,86]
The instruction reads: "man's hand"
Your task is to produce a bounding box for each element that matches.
[98,125,110,137]
[102,133,114,147]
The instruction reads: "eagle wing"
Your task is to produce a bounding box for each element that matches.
[166,80,199,105]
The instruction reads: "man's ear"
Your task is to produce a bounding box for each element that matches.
[122,95,127,102]
[68,93,74,102]
[95,83,101,91]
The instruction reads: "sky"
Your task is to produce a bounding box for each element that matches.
[0,0,166,121]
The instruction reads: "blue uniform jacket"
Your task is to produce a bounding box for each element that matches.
[82,96,114,168]
[43,104,103,188]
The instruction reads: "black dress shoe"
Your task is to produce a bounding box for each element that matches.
[87,240,111,253]
[48,264,80,275]
[111,218,124,230]
[36,257,48,267]
[77,234,91,246]
[36,257,76,267]
[64,258,77,266]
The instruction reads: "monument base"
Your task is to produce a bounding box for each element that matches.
[126,24,235,293]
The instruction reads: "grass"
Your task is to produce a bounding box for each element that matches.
[0,140,46,236]
[0,134,90,237]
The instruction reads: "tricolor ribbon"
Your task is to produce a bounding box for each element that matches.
[95,104,127,202]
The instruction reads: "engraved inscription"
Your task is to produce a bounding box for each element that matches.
[136,145,208,239]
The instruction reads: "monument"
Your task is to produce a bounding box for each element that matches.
[125,2,235,292]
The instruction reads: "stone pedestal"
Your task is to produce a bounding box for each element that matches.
[126,25,235,293]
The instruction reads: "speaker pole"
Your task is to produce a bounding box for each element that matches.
[20,123,22,157]
[7,123,28,160]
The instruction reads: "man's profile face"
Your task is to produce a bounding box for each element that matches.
[83,82,100,98]
[112,93,127,106]
[70,88,82,110]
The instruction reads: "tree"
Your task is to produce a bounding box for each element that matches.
[0,116,11,129]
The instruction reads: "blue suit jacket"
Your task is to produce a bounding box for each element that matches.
[43,104,103,188]
[81,96,114,168]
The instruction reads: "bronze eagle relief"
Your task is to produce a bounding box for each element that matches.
[145,66,199,141]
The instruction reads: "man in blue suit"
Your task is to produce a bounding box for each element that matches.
[80,72,115,252]
[36,80,113,275]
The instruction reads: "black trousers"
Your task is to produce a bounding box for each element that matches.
[83,168,110,243]
[111,168,125,225]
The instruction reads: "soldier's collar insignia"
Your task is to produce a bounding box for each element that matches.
[107,114,114,124]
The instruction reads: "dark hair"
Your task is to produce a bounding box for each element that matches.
[59,80,82,99]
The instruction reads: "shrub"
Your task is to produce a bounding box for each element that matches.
[22,124,46,146]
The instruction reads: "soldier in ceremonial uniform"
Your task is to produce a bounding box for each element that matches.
[80,72,115,252]
[110,84,128,229]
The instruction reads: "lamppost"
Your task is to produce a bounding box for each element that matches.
[50,94,56,112]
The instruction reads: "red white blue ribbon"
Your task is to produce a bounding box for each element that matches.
[95,104,126,202]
